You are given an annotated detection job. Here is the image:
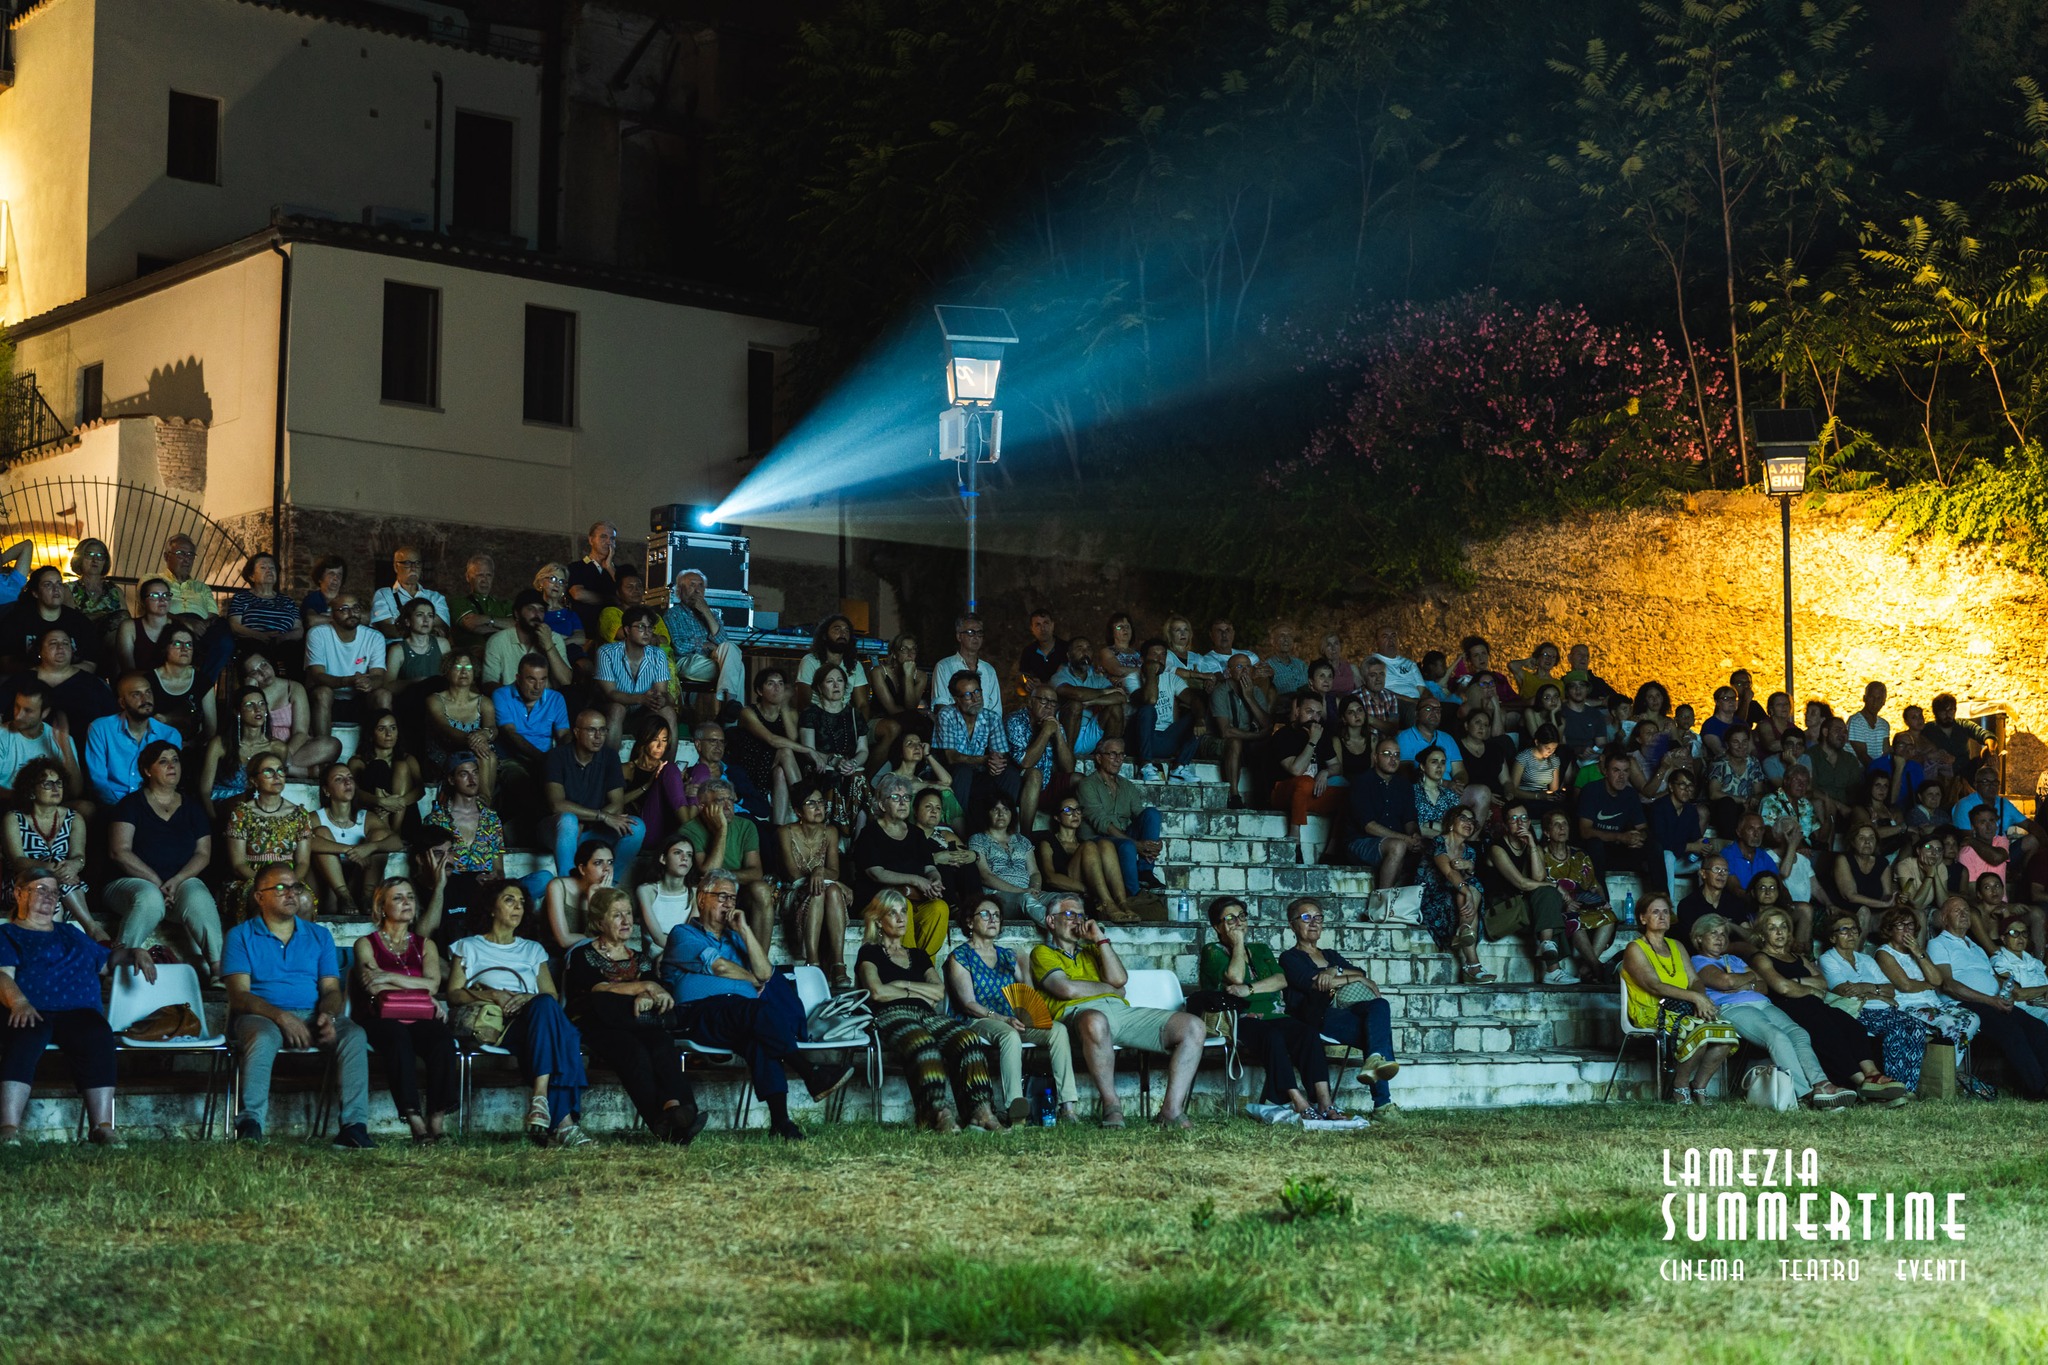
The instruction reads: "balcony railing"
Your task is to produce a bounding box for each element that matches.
[0,373,72,466]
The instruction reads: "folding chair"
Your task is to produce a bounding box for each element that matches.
[1603,976,1667,1101]
[1122,969,1228,1118]
[787,964,874,1125]
[108,963,230,1138]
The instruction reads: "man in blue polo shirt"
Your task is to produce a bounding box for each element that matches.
[222,865,372,1147]
[1394,697,1467,780]
[84,673,181,805]
[662,871,851,1141]
[1720,813,1780,892]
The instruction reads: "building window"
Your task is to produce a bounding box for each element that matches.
[453,111,515,237]
[747,347,779,455]
[523,306,576,426]
[381,282,440,408]
[78,364,103,425]
[166,91,221,184]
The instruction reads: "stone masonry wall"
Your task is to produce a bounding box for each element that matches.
[1316,492,2048,793]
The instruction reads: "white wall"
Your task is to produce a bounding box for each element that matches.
[1,0,541,319]
[8,249,283,526]
[0,0,96,322]
[283,243,808,535]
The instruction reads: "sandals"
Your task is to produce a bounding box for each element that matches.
[525,1095,551,1145]
[1451,924,1479,951]
[1458,962,1498,985]
[1099,905,1140,925]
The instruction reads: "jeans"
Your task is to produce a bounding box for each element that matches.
[1319,998,1397,1106]
[109,876,223,971]
[552,812,646,877]
[234,1010,371,1130]
[1721,1000,1828,1095]
[1107,806,1163,891]
[1130,705,1198,768]
[504,993,588,1121]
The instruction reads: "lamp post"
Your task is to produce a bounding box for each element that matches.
[934,305,1018,612]
[1756,408,1820,703]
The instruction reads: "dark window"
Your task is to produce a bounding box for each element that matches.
[78,364,103,424]
[452,112,515,236]
[135,254,176,278]
[381,282,440,407]
[523,306,576,426]
[166,91,220,184]
[746,347,777,455]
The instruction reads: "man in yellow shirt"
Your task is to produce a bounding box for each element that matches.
[1029,896,1207,1128]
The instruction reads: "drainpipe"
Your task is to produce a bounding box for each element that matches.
[431,73,444,233]
[537,0,565,251]
[268,238,292,558]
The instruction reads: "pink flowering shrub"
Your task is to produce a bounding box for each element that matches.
[1283,291,1735,498]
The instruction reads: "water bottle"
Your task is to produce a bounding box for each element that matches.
[1039,1086,1058,1127]
[1622,890,1636,927]
[1999,974,2018,1003]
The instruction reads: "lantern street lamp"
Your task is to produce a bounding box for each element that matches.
[934,305,1018,612]
[1755,408,1820,704]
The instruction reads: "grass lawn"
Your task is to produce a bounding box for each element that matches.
[3,1102,2046,1364]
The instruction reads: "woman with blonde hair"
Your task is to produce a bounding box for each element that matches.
[856,889,999,1132]
[351,876,460,1143]
[561,885,704,1142]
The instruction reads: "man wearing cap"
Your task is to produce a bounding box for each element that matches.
[482,590,572,689]
[660,568,745,706]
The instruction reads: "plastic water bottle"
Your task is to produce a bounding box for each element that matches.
[1999,974,2018,1003]
[1622,890,1636,927]
[1039,1087,1058,1127]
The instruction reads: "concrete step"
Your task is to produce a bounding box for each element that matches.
[1158,809,1289,839]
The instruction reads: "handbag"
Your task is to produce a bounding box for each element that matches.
[805,989,875,1044]
[451,967,525,1045]
[123,1002,202,1042]
[376,989,437,1022]
[1743,1063,1800,1112]
[1918,1042,1959,1101]
[1331,980,1380,1008]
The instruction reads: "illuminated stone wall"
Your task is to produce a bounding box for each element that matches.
[1333,492,2048,795]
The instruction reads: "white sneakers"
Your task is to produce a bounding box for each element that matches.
[1543,965,1580,986]
[1139,764,1165,782]
[1168,764,1198,784]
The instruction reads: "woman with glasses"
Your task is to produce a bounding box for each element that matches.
[224,752,314,922]
[104,740,223,981]
[65,540,126,656]
[1817,913,1938,1093]
[206,649,340,781]
[1034,793,1133,922]
[146,625,205,751]
[1277,896,1399,1115]
[945,895,1079,1124]
[116,577,178,674]
[1990,922,2048,1026]
[532,562,585,656]
[1202,895,1351,1123]
[29,624,115,739]
[1619,894,1737,1104]
[2,759,102,940]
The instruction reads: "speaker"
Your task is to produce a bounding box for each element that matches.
[647,529,749,595]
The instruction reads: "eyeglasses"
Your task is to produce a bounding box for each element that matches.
[958,628,983,637]
[1056,806,1080,815]
[144,591,169,601]
[1219,914,1248,926]
[1294,914,1324,925]
[394,558,421,567]
[972,908,1003,920]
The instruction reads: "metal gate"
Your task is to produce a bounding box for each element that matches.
[0,476,249,587]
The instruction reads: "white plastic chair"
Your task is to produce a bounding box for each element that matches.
[109,963,229,1138]
[788,963,876,1123]
[1120,969,1228,1117]
[1604,974,1667,1101]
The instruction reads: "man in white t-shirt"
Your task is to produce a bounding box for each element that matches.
[369,545,452,640]
[932,614,1002,715]
[1371,626,1427,700]
[0,679,79,799]
[1193,618,1259,674]
[304,593,391,736]
[1844,681,1890,765]
[1928,894,2048,1099]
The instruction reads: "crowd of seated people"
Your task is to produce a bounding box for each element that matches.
[6,530,2048,1137]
